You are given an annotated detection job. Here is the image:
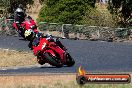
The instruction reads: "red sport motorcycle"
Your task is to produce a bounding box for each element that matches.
[32,37,75,67]
[13,16,38,40]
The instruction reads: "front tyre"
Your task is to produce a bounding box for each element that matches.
[65,53,75,67]
[37,55,45,65]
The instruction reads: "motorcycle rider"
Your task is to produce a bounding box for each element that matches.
[27,31,66,53]
[14,4,26,35]
[28,32,43,50]
[24,31,66,65]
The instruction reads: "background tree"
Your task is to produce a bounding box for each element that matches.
[0,0,34,14]
[9,0,34,13]
[108,0,132,27]
[82,8,116,27]
[37,0,96,24]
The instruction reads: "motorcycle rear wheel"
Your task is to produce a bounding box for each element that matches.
[44,52,63,68]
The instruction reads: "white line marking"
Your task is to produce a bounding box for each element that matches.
[2,69,7,70]
[13,68,18,70]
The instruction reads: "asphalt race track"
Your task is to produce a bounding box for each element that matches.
[1,35,132,74]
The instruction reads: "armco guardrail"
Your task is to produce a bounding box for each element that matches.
[0,18,17,36]
[0,20,131,41]
[37,22,131,41]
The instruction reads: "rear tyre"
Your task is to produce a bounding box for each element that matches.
[44,52,63,68]
[65,53,75,67]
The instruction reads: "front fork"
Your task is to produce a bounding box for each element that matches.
[36,50,46,65]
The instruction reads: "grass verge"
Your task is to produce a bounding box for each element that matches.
[0,75,131,88]
[0,49,37,67]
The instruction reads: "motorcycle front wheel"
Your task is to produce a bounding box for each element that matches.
[37,56,45,65]
[65,52,75,67]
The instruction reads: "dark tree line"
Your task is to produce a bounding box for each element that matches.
[8,0,34,13]
[108,0,132,27]
[0,0,34,14]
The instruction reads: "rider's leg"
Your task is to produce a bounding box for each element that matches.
[16,23,24,35]
[55,38,67,50]
[28,40,33,50]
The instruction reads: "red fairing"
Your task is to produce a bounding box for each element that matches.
[13,22,18,31]
[32,38,49,55]
[32,37,66,64]
[47,44,65,63]
[13,17,38,33]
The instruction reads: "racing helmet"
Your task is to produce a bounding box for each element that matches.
[15,8,25,17]
[24,29,35,40]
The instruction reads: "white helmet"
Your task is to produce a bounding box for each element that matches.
[15,8,24,17]
[15,8,23,12]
